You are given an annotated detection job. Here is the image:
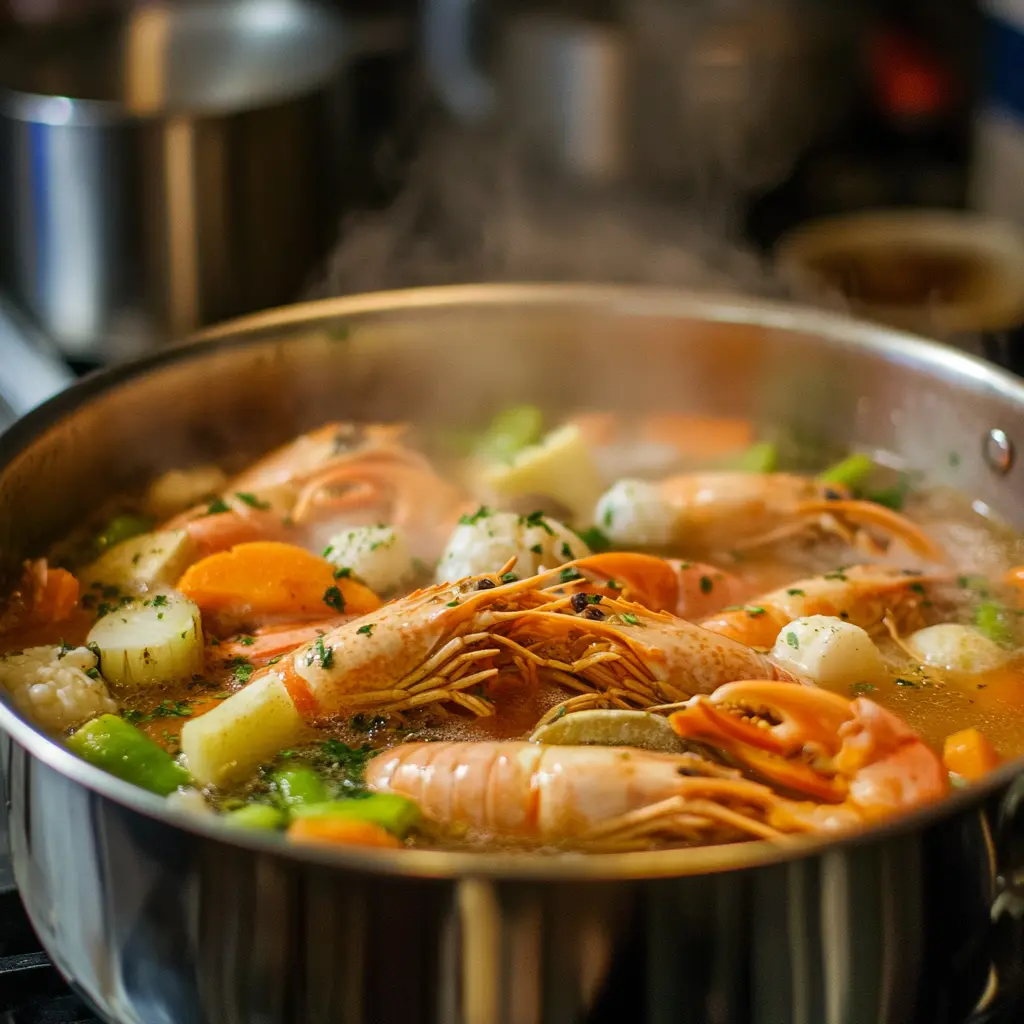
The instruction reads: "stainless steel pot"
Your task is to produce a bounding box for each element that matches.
[1,284,1024,1024]
[0,0,349,362]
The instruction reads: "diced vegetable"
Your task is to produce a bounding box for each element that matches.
[435,509,589,583]
[94,514,154,553]
[290,794,421,837]
[909,624,1010,673]
[771,616,886,688]
[476,404,544,461]
[943,727,1001,781]
[973,601,1017,647]
[24,564,80,624]
[87,591,204,690]
[144,465,229,521]
[176,541,381,621]
[224,804,289,830]
[817,453,876,489]
[271,765,328,808]
[0,644,117,732]
[66,714,190,795]
[482,424,604,524]
[323,526,414,595]
[179,673,305,787]
[81,530,198,589]
[728,442,778,473]
[287,816,402,849]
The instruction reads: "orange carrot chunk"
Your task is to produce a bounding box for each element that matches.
[288,816,402,849]
[32,565,80,623]
[176,541,382,621]
[942,727,1001,782]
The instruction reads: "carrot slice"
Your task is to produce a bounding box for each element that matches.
[288,816,401,849]
[942,727,1001,782]
[32,566,80,623]
[176,541,381,621]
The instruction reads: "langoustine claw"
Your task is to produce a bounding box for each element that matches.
[668,680,950,832]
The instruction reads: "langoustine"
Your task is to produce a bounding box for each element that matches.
[366,680,949,850]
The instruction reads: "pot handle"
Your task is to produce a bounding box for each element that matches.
[422,0,496,122]
[971,774,1024,1022]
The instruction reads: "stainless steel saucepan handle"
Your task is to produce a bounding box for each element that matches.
[422,0,496,123]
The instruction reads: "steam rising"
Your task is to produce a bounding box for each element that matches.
[310,126,785,299]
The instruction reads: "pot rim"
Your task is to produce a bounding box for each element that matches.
[2,281,1022,881]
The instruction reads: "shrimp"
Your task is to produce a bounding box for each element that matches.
[550,552,749,619]
[240,562,797,723]
[668,680,949,832]
[162,423,465,559]
[366,682,948,848]
[698,565,941,648]
[599,471,943,562]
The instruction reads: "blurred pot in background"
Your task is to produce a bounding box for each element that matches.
[0,0,350,363]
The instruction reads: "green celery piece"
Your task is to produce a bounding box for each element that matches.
[290,794,421,837]
[95,514,154,552]
[817,453,876,490]
[224,804,289,830]
[271,766,328,808]
[729,442,778,473]
[478,405,544,461]
[66,714,190,796]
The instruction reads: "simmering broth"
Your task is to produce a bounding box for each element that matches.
[2,411,1022,854]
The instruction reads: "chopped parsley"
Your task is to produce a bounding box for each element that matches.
[238,635,255,647]
[575,526,611,553]
[908,582,926,595]
[128,699,193,723]
[559,567,583,583]
[823,570,848,582]
[323,586,346,613]
[785,631,799,649]
[530,544,543,555]
[459,506,492,526]
[229,657,255,684]
[152,594,168,608]
[333,566,352,580]
[235,492,270,510]
[357,623,375,637]
[314,635,334,669]
[521,510,554,535]
[621,612,640,626]
[500,572,518,584]
[317,739,373,792]
[786,588,805,597]
[322,544,335,559]
[204,498,230,516]
[446,599,459,608]
[745,606,766,618]
[602,507,614,528]
[699,575,713,595]
[85,666,101,678]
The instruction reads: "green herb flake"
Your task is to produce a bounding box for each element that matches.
[560,542,573,560]
[530,544,543,555]
[850,682,876,695]
[699,575,713,595]
[621,612,640,626]
[521,510,554,534]
[745,606,766,618]
[235,491,270,510]
[446,599,459,608]
[576,526,611,553]
[323,586,346,613]
[333,566,353,580]
[459,506,492,526]
[559,567,583,583]
[322,545,335,559]
[314,635,334,669]
[229,657,255,684]
[357,623,375,637]
[85,666,101,679]
[238,635,255,647]
[786,588,805,597]
[204,498,230,516]
[500,572,519,584]
[785,631,799,649]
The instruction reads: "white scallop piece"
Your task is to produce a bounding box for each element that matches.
[908,623,1010,674]
[772,615,887,689]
